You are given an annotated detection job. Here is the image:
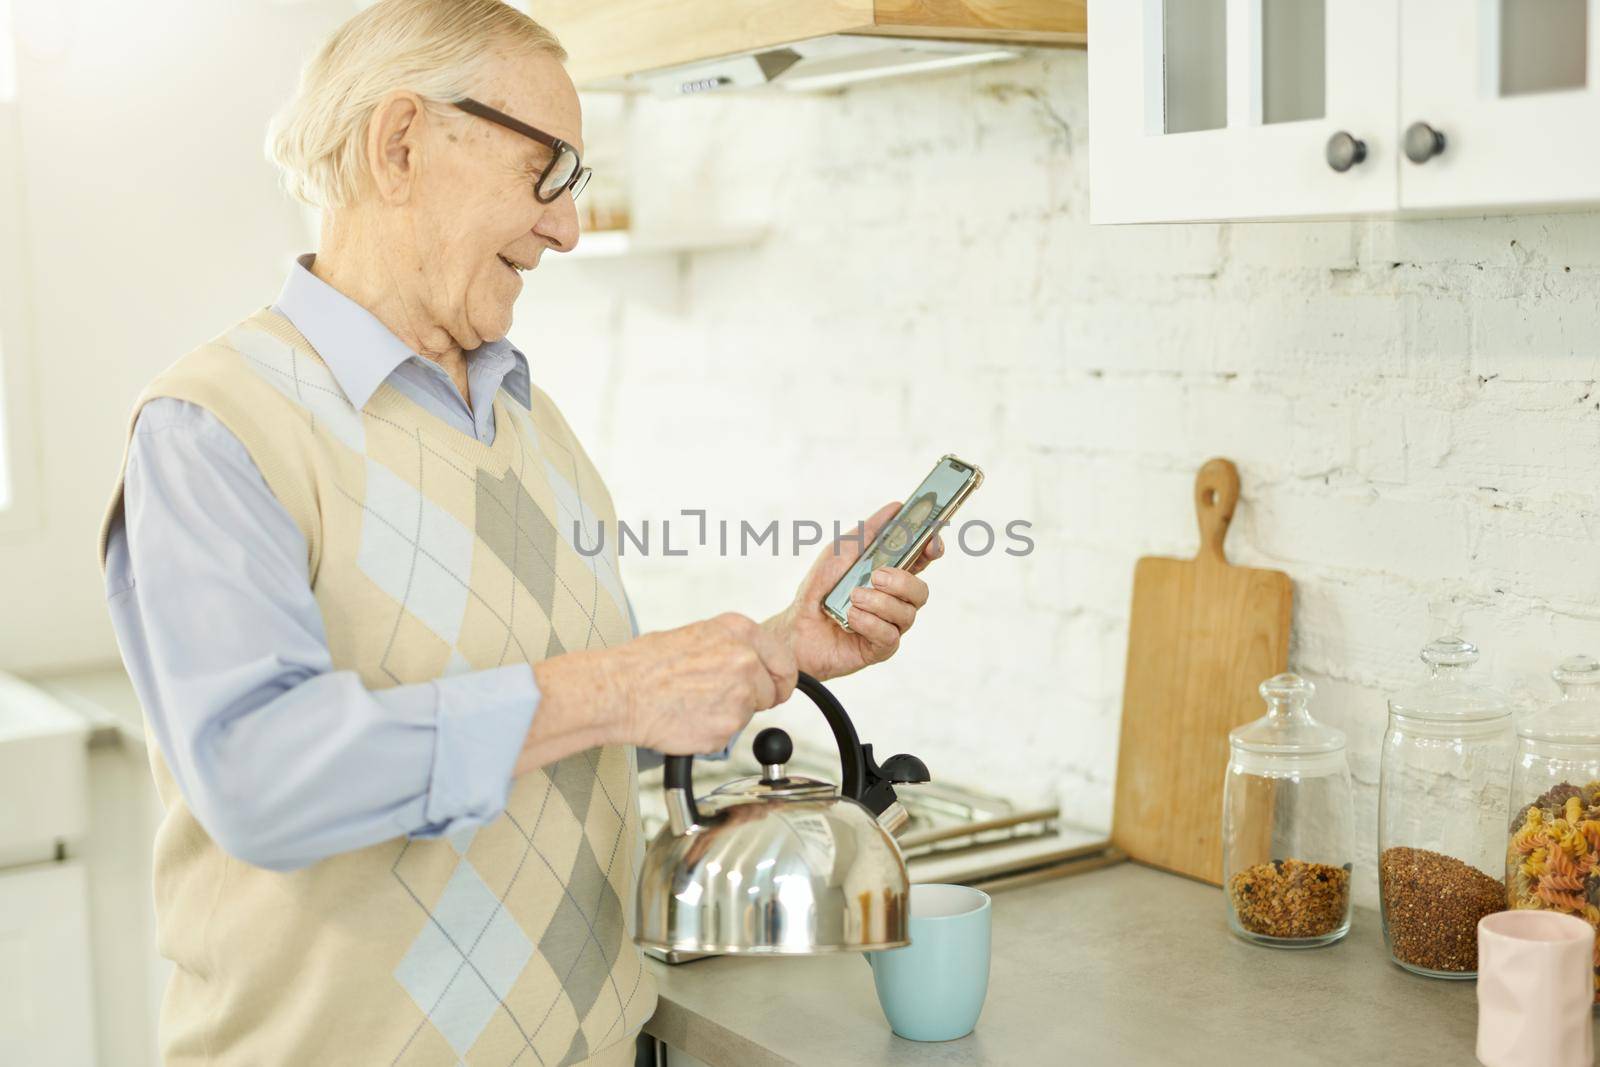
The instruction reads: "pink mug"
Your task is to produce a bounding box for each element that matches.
[1477,910,1595,1067]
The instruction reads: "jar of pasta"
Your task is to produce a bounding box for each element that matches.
[1378,637,1513,978]
[1223,673,1355,948]
[1506,654,1600,1002]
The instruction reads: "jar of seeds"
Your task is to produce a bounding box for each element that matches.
[1223,673,1355,948]
[1378,637,1513,978]
[1506,655,1600,1004]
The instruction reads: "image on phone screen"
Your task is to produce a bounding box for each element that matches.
[823,456,979,629]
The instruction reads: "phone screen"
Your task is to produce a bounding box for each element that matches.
[823,456,979,628]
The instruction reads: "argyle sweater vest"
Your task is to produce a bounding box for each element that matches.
[98,308,655,1066]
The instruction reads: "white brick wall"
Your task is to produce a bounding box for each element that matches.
[519,50,1600,906]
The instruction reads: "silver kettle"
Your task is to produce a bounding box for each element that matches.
[634,672,931,955]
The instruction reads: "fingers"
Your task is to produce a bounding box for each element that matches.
[848,585,916,634]
[908,534,945,575]
[712,612,794,709]
[845,603,901,654]
[869,567,929,609]
[848,567,928,638]
[746,657,779,712]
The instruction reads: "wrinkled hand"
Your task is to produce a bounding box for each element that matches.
[764,501,941,682]
[616,613,797,755]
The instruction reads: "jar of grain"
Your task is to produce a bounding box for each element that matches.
[1506,654,1600,1004]
[1222,673,1355,948]
[1378,637,1513,978]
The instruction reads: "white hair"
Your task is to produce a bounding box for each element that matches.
[266,0,565,210]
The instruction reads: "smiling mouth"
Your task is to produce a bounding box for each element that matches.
[498,254,533,273]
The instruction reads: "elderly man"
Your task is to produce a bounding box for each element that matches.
[98,1,938,1064]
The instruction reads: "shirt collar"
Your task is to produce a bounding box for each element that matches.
[273,253,531,412]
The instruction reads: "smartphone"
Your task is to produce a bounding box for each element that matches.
[822,454,984,631]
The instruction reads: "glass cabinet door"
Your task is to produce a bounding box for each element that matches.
[1090,0,1398,223]
[1400,0,1600,211]
[1160,0,1227,135]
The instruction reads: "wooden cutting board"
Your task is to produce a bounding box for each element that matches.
[1110,458,1292,886]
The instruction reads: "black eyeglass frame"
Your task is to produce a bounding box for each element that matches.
[452,96,591,204]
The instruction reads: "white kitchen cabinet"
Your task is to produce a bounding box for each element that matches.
[1090,0,1600,222]
[1400,0,1600,211]
[1090,0,1399,223]
[41,667,171,1067]
[0,862,98,1067]
[0,672,90,868]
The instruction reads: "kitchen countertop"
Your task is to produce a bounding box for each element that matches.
[27,666,1588,1064]
[643,861,1597,1066]
[33,665,146,749]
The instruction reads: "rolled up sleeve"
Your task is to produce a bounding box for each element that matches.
[418,666,537,833]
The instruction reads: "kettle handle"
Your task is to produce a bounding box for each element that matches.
[661,750,704,835]
[662,672,883,834]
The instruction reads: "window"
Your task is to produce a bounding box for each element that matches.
[0,0,27,522]
[0,331,10,513]
[0,0,13,105]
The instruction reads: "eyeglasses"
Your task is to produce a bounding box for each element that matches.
[452,97,591,204]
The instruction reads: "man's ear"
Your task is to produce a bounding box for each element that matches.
[365,91,426,204]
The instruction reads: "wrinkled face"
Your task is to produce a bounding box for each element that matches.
[407,50,582,348]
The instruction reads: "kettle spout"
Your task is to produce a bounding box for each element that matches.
[876,800,911,838]
[858,744,930,831]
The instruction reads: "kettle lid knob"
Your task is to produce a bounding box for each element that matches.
[753,727,793,782]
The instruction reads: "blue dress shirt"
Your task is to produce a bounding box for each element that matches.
[104,256,673,873]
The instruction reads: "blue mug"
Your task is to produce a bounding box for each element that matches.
[866,883,992,1042]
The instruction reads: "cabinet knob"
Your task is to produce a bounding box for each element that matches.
[1403,122,1446,164]
[1325,131,1368,173]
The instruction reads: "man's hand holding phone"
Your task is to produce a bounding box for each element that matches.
[761,500,944,683]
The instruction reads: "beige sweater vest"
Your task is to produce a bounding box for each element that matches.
[100,309,655,1066]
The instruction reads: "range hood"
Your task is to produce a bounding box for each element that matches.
[627,35,1024,96]
[538,1,1085,93]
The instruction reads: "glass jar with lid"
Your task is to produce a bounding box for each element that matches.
[1378,637,1514,978]
[1222,673,1355,948]
[1506,654,1600,1003]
